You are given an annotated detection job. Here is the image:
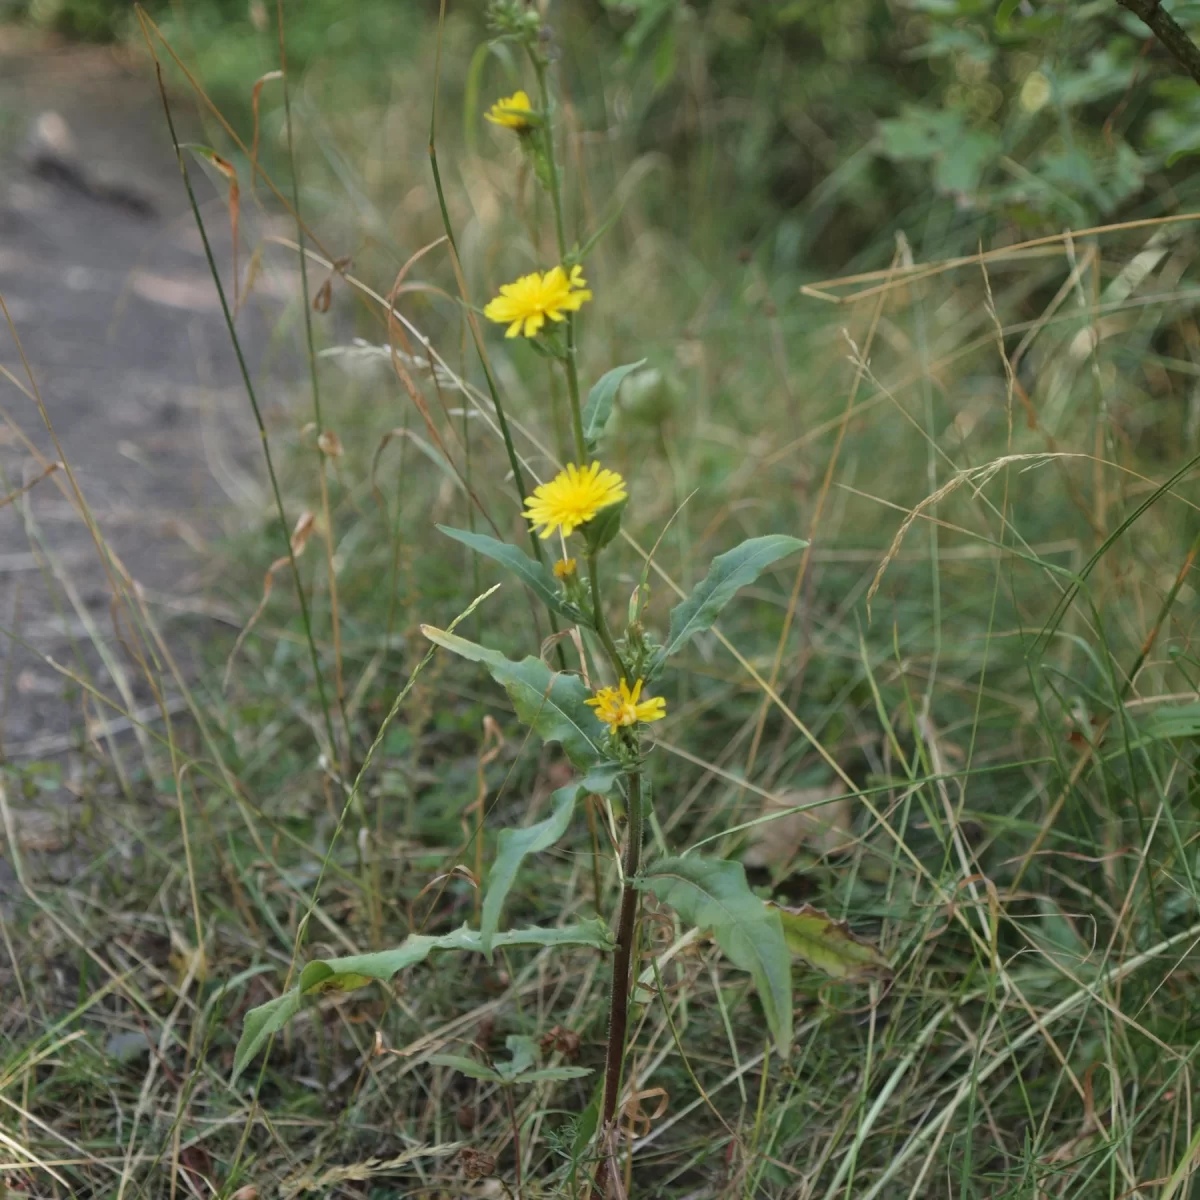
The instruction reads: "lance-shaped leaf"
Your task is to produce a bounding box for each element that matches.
[307,920,613,988]
[232,920,612,1081]
[581,360,646,454]
[635,856,792,1056]
[649,535,806,676]
[481,762,621,958]
[428,1054,504,1082]
[432,1034,593,1085]
[768,903,891,980]
[436,526,587,625]
[581,498,626,556]
[231,991,302,1084]
[421,627,611,769]
[1138,702,1200,741]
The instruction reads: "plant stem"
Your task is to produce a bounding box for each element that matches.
[1117,0,1200,87]
[564,322,587,463]
[429,138,539,555]
[532,39,641,1200]
[587,552,624,680]
[429,0,567,669]
[534,58,569,261]
[532,54,591,468]
[594,767,644,1199]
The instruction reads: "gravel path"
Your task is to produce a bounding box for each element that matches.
[0,31,266,760]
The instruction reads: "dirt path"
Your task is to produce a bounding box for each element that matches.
[0,31,264,760]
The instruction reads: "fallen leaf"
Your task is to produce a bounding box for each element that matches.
[743,784,853,870]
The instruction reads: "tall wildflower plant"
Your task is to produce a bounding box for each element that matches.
[229,3,887,1192]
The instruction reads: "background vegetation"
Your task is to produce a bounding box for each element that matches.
[7,0,1200,1196]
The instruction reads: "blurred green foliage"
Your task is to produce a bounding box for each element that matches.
[12,0,1200,269]
[598,0,1200,268]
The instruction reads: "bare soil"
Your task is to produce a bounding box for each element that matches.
[0,30,265,759]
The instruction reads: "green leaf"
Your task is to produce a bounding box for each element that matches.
[932,129,999,195]
[571,1089,602,1167]
[495,919,615,952]
[649,535,806,675]
[635,856,792,1056]
[436,526,586,624]
[995,0,1022,33]
[318,920,613,986]
[581,360,646,454]
[231,991,301,1083]
[231,920,612,1080]
[298,961,375,994]
[431,1036,593,1086]
[501,1034,537,1079]
[768,903,891,980]
[481,763,620,958]
[421,627,612,769]
[1139,702,1200,741]
[581,498,627,556]
[517,1065,594,1083]
[429,1054,503,1082]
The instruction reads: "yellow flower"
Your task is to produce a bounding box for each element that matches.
[586,678,667,733]
[485,90,535,131]
[483,265,592,339]
[523,462,626,539]
[553,557,577,579]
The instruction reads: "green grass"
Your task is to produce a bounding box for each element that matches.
[6,3,1200,1198]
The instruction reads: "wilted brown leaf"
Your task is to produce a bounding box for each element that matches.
[768,902,891,980]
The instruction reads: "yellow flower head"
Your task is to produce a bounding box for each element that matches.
[523,462,626,540]
[483,265,592,339]
[485,90,535,131]
[586,678,667,733]
[553,557,578,579]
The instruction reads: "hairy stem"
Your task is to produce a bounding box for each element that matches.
[1117,0,1200,87]
[532,54,590,467]
[428,136,536,547]
[587,552,625,680]
[429,0,567,668]
[564,320,587,464]
[531,35,640,1200]
[534,58,569,261]
[594,767,644,1199]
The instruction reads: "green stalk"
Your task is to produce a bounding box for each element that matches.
[430,2,537,554]
[587,552,625,681]
[532,56,589,467]
[429,0,566,669]
[530,35,645,1200]
[533,58,569,261]
[531,46,621,694]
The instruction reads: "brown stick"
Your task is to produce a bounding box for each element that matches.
[1117,0,1200,87]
